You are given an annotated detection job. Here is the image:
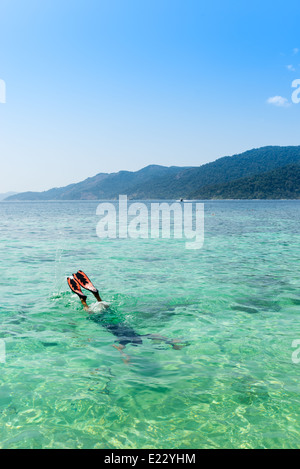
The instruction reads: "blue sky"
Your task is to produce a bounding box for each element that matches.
[1,0,300,192]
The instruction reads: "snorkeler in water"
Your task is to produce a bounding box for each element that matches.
[67,271,185,355]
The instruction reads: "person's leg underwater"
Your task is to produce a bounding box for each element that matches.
[144,334,187,350]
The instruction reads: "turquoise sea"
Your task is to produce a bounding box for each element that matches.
[0,200,299,449]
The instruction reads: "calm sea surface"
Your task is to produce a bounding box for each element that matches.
[0,200,299,449]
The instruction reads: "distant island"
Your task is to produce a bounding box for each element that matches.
[5,146,300,201]
[0,192,18,201]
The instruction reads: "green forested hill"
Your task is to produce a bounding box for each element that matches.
[129,146,300,198]
[190,164,300,199]
[6,166,186,200]
[5,146,300,200]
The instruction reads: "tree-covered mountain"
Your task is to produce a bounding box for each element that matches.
[190,164,300,199]
[5,146,300,200]
[128,146,300,199]
[6,166,187,201]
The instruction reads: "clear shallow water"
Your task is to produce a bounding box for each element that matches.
[0,200,299,449]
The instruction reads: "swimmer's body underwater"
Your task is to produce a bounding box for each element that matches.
[67,271,185,358]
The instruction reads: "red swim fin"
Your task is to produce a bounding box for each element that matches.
[67,277,87,301]
[73,271,98,294]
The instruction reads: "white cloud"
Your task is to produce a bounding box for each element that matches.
[267,96,290,107]
[293,48,299,55]
[287,64,296,71]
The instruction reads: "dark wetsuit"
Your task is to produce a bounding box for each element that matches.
[89,310,143,347]
[104,323,143,347]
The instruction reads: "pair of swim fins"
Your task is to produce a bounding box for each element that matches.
[67,271,98,301]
